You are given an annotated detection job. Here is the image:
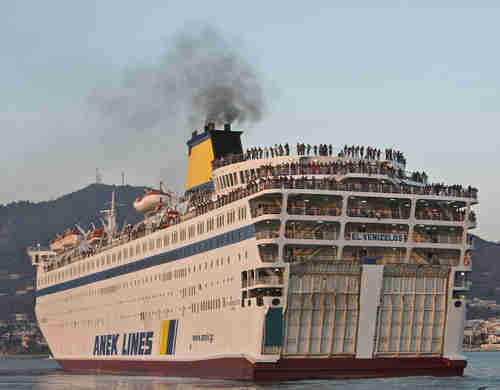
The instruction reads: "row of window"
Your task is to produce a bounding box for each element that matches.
[181,286,197,298]
[192,296,226,313]
[215,168,262,191]
[44,247,246,309]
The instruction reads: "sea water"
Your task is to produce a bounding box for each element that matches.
[0,353,498,389]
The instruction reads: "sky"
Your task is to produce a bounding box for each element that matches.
[1,1,499,240]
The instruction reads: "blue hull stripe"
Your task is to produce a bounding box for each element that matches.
[36,224,255,298]
[166,319,177,355]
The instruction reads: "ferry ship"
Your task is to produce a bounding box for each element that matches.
[27,122,477,380]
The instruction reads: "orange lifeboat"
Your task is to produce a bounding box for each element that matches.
[88,228,104,244]
[49,229,81,251]
[134,190,170,214]
[60,229,80,249]
[50,235,64,252]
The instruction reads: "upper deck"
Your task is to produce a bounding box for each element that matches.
[209,151,477,202]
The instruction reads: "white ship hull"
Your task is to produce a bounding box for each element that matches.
[30,125,476,379]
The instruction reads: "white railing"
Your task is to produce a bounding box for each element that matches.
[287,206,340,216]
[251,206,281,217]
[260,254,280,262]
[255,231,280,239]
[255,276,283,285]
[412,233,462,244]
[285,255,336,263]
[286,231,339,240]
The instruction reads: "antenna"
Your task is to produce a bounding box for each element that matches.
[96,168,102,184]
[122,172,125,186]
[100,190,118,236]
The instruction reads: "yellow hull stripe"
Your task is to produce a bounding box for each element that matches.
[160,320,170,355]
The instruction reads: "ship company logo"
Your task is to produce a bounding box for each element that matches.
[92,331,154,356]
[159,319,178,355]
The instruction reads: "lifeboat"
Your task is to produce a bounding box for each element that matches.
[49,236,64,252]
[159,209,180,229]
[134,190,170,214]
[49,229,81,251]
[61,229,80,249]
[88,228,104,244]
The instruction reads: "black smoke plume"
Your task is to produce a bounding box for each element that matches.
[88,25,266,130]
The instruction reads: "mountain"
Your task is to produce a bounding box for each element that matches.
[471,235,500,301]
[0,183,146,320]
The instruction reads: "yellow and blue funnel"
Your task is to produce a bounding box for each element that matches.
[185,123,243,195]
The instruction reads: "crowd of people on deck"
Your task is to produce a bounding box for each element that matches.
[296,143,333,156]
[240,144,407,163]
[410,171,428,183]
[246,143,338,159]
[415,207,468,222]
[254,159,399,178]
[189,188,212,207]
[338,145,406,164]
[212,157,477,200]
[213,143,409,171]
[246,144,291,159]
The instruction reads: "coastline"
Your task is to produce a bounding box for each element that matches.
[0,354,51,359]
[463,347,500,352]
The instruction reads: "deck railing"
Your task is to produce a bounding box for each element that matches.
[415,211,465,222]
[259,253,280,262]
[251,206,281,217]
[412,233,462,244]
[287,206,340,216]
[285,231,339,240]
[284,255,336,263]
[254,276,283,285]
[255,231,280,239]
[347,208,410,219]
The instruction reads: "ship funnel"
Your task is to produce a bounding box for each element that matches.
[185,124,243,195]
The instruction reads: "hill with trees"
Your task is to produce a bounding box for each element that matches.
[470,235,500,302]
[0,183,146,319]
